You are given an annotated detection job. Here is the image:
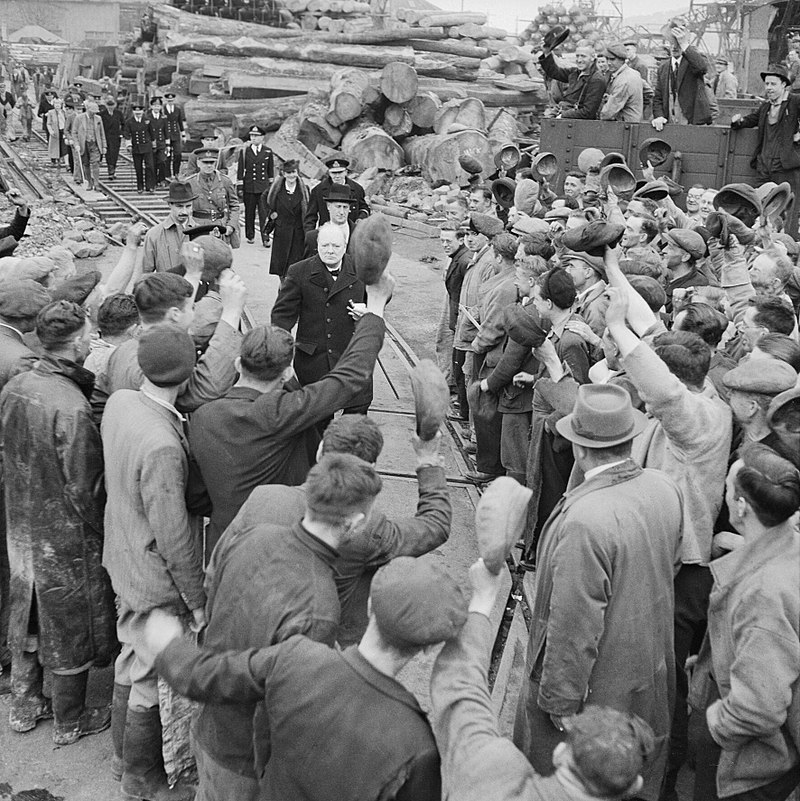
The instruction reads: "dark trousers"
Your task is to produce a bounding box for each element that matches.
[243,192,267,242]
[662,563,714,799]
[167,139,182,178]
[452,348,469,419]
[133,151,155,191]
[0,492,10,668]
[760,167,800,238]
[154,147,167,184]
[693,696,800,801]
[501,411,531,484]
[474,402,504,476]
[106,135,121,176]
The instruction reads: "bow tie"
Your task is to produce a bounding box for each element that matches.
[328,269,340,278]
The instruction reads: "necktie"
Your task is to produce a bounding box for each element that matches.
[328,269,340,278]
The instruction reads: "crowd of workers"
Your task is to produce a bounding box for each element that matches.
[0,31,799,801]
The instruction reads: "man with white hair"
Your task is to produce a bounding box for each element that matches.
[537,44,606,119]
[72,100,107,191]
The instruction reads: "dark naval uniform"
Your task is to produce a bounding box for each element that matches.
[147,110,169,186]
[237,130,274,245]
[124,110,155,192]
[163,98,186,179]
[188,149,241,248]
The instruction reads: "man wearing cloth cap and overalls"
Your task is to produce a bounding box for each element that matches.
[236,125,273,247]
[124,102,155,194]
[732,63,800,237]
[163,92,188,180]
[142,549,464,801]
[188,148,241,249]
[303,154,370,233]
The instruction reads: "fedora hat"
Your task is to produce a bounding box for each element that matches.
[491,178,517,209]
[761,63,791,84]
[600,163,637,196]
[543,25,570,51]
[599,152,626,170]
[763,182,793,220]
[167,180,197,204]
[532,152,558,179]
[458,154,484,175]
[577,147,605,174]
[556,383,646,448]
[323,184,355,203]
[562,220,625,257]
[714,183,762,228]
[638,137,672,168]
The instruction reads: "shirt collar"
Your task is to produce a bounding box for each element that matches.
[140,388,186,424]
[293,521,339,565]
[584,459,627,481]
[770,89,789,107]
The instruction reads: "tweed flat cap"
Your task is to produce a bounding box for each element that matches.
[723,359,797,395]
[662,228,706,260]
[562,220,625,257]
[633,180,670,201]
[0,279,51,321]
[563,250,607,278]
[138,324,196,387]
[49,270,102,305]
[511,215,550,236]
[371,555,469,648]
[605,43,628,60]
[469,212,504,238]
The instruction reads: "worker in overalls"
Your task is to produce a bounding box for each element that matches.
[187,148,241,248]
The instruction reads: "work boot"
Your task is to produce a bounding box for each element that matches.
[8,651,53,732]
[111,683,132,781]
[121,706,195,801]
[51,671,111,746]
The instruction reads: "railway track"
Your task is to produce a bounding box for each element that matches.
[2,131,530,684]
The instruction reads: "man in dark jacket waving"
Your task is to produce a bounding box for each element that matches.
[537,44,606,120]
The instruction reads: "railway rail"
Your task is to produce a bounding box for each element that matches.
[0,131,530,687]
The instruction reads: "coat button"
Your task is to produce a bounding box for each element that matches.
[327,333,331,338]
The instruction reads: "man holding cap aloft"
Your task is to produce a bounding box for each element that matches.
[236,125,273,246]
[142,552,466,801]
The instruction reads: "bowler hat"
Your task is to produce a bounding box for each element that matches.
[662,228,706,260]
[492,178,517,209]
[556,383,646,447]
[167,180,197,204]
[370,555,468,649]
[638,137,672,168]
[562,220,625,257]
[714,183,762,228]
[761,63,791,84]
[323,184,355,203]
[458,154,484,175]
[543,25,570,51]
[532,152,558,179]
[577,147,605,174]
[494,143,521,169]
[600,163,637,197]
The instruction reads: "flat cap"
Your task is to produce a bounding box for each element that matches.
[723,359,797,395]
[633,180,670,201]
[0,279,51,321]
[458,154,484,175]
[541,266,577,309]
[505,303,547,348]
[562,220,625,257]
[137,324,196,387]
[605,43,628,60]
[543,206,571,221]
[511,215,550,236]
[469,212,504,238]
[563,250,607,278]
[662,228,706,260]
[371,555,468,648]
[49,270,102,305]
[194,235,233,278]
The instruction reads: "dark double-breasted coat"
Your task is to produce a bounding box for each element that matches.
[265,176,308,277]
[271,254,369,408]
[302,176,370,231]
[237,144,274,194]
[124,116,154,154]
[0,355,116,669]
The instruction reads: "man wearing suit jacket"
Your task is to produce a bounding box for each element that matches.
[303,155,369,232]
[147,96,169,187]
[652,22,712,128]
[271,222,370,422]
[303,183,356,258]
[236,125,274,246]
[72,101,107,191]
[162,92,187,179]
[732,64,800,237]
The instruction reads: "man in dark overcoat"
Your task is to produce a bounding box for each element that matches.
[732,63,800,236]
[302,183,357,257]
[271,222,370,416]
[0,301,116,744]
[303,154,369,232]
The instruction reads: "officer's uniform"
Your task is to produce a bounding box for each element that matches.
[188,148,241,248]
[163,94,186,179]
[147,104,169,185]
[124,106,155,193]
[236,125,274,245]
